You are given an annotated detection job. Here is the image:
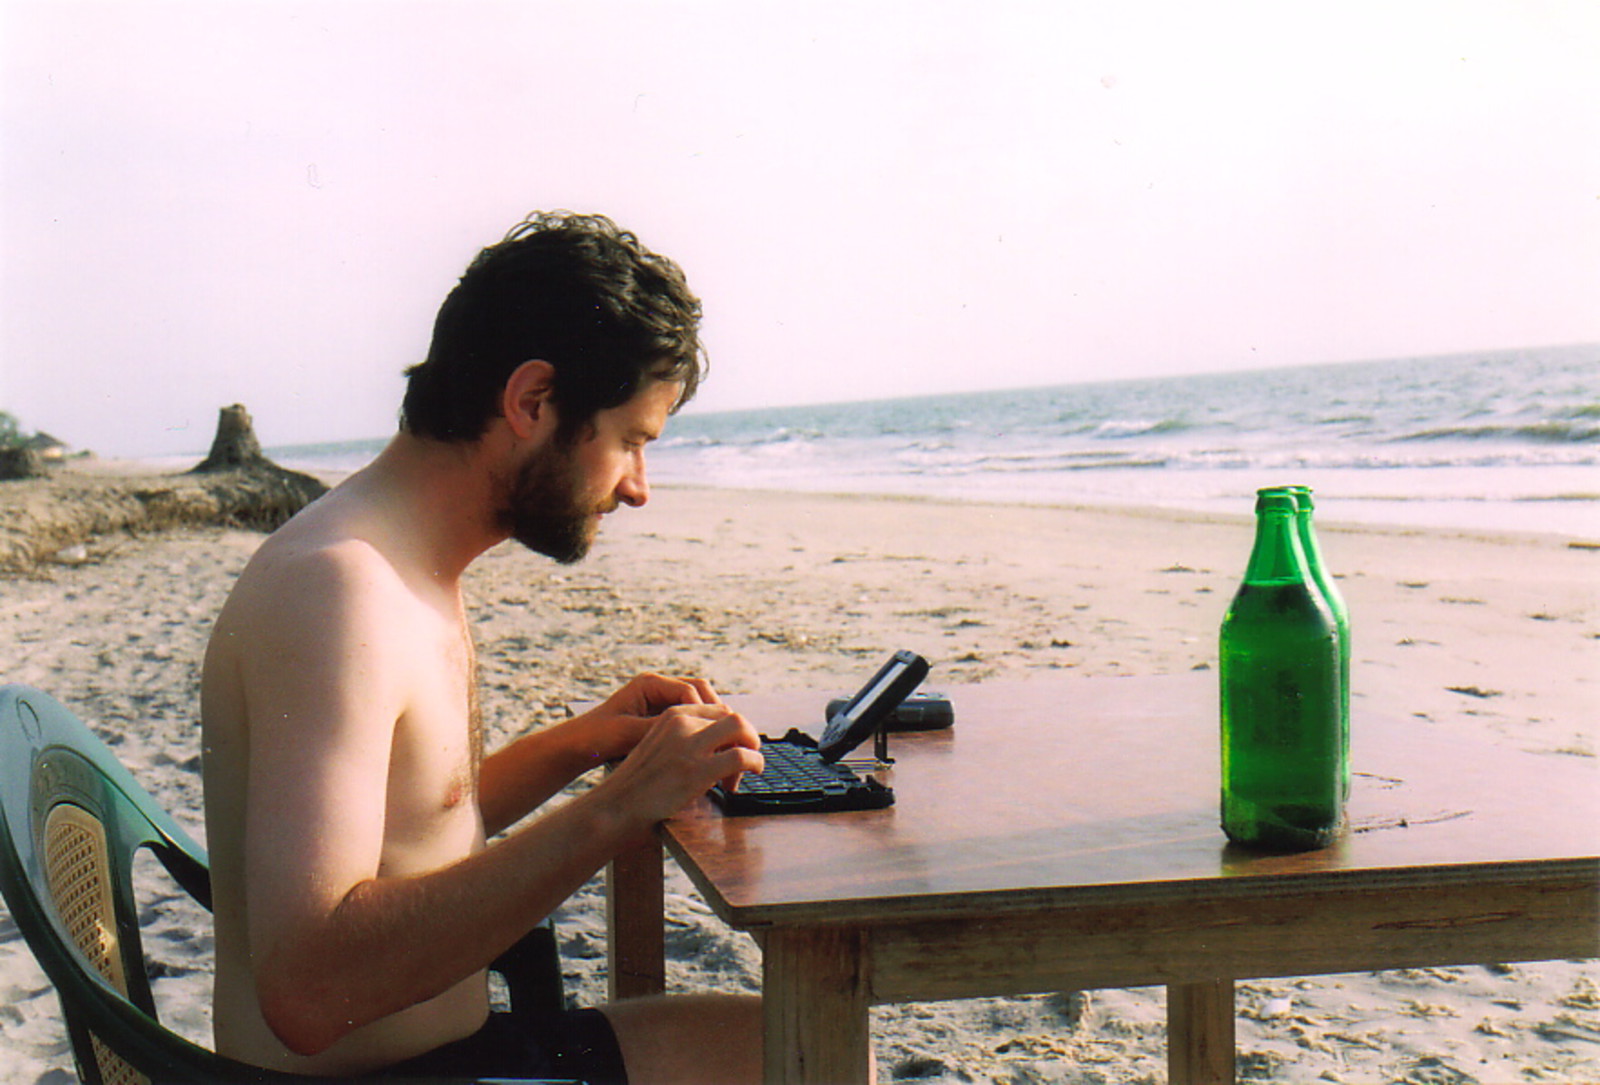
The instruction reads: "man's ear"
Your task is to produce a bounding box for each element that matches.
[501,360,558,440]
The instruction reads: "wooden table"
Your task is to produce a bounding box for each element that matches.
[602,674,1599,1084]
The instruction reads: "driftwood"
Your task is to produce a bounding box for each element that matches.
[0,405,330,574]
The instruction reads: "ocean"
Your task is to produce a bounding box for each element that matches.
[272,345,1600,538]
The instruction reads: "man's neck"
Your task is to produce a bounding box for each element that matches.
[345,432,510,584]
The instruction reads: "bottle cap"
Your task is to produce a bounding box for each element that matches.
[1254,491,1298,514]
[1258,484,1314,510]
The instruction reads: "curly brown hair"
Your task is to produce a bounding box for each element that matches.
[401,211,706,442]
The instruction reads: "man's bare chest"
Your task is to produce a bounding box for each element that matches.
[379,623,483,868]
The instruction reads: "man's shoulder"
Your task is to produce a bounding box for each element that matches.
[221,512,422,646]
[245,527,405,601]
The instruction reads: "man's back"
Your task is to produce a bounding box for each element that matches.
[202,477,492,1074]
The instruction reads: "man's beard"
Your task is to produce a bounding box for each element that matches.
[495,442,609,565]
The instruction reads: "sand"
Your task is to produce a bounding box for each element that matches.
[2,484,1596,1083]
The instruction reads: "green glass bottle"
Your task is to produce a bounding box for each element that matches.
[1219,488,1345,850]
[1285,485,1351,803]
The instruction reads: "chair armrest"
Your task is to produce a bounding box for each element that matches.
[488,919,564,1022]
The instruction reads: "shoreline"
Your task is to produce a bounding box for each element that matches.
[278,445,1600,539]
[30,425,1600,535]
[5,453,1595,580]
[654,482,1600,549]
[642,470,1600,541]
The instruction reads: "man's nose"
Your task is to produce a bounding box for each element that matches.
[616,467,649,508]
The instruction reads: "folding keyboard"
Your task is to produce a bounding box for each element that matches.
[711,732,894,815]
[708,649,927,816]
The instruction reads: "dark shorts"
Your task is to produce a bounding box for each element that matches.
[373,1008,628,1084]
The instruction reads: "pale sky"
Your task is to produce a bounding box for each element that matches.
[2,0,1596,457]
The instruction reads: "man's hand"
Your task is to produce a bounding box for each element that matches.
[601,702,764,830]
[601,671,723,716]
[480,672,742,836]
[573,672,726,765]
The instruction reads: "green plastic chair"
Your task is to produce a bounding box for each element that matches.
[0,684,576,1085]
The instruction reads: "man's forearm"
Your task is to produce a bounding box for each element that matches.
[477,716,619,836]
[479,673,723,835]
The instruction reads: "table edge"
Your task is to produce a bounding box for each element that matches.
[659,837,1598,932]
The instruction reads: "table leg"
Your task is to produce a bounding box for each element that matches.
[763,927,871,1085]
[1168,979,1235,1085]
[605,837,665,1000]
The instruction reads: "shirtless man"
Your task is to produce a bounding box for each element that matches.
[201,213,765,1083]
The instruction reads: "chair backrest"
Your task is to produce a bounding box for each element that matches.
[0,684,259,1084]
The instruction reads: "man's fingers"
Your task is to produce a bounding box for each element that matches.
[653,702,729,728]
[681,676,722,706]
[715,744,765,795]
[705,713,763,795]
[618,672,721,713]
[647,705,763,793]
[693,708,761,754]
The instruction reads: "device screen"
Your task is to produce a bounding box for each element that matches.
[816,650,928,759]
[831,661,906,729]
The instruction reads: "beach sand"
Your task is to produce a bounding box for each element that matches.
[2,485,1596,1083]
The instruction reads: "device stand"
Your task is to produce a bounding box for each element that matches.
[873,722,895,766]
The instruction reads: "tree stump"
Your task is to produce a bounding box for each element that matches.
[191,404,269,473]
[184,404,330,525]
[0,406,333,573]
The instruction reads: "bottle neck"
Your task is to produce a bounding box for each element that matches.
[1243,505,1311,585]
[1295,506,1326,571]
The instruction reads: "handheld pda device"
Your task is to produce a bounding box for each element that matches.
[711,650,929,816]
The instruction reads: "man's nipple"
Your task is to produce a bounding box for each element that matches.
[441,768,472,809]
